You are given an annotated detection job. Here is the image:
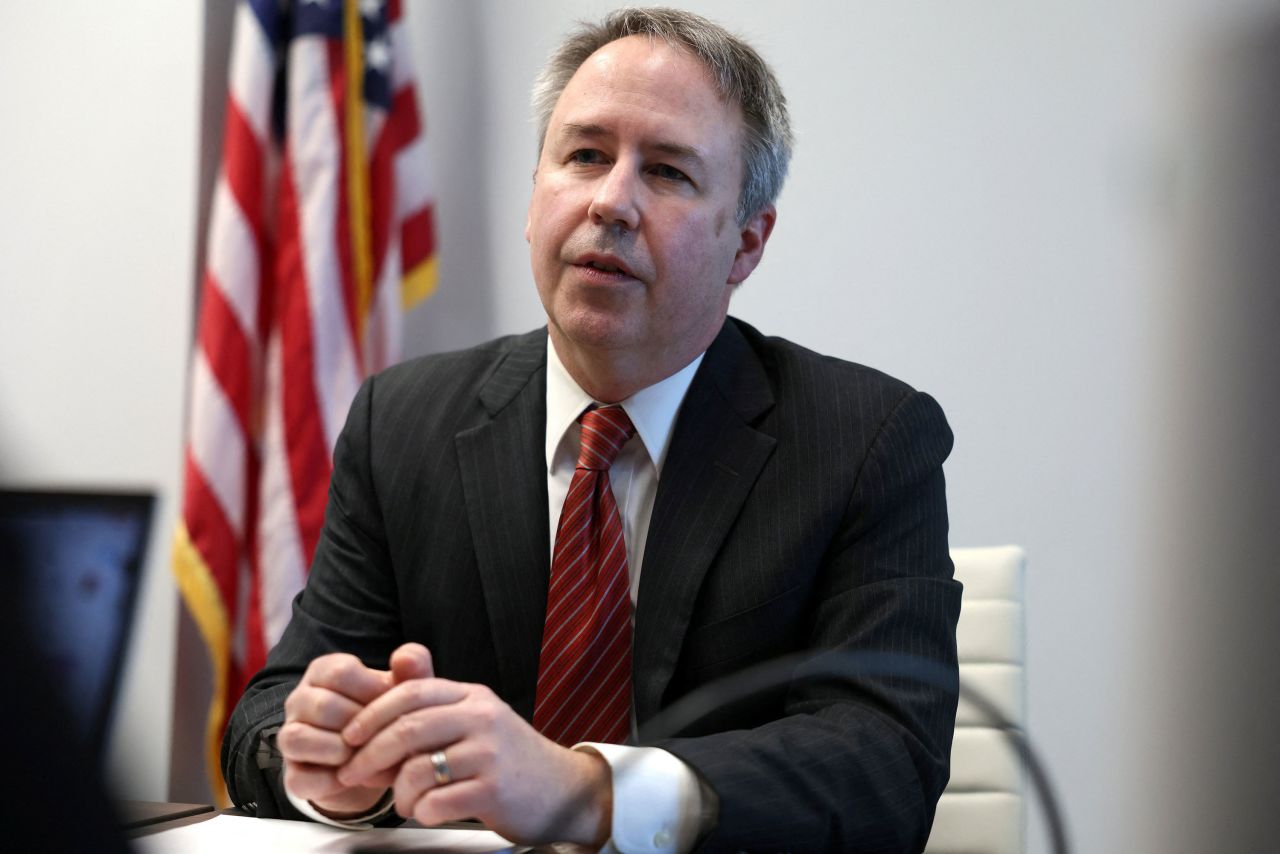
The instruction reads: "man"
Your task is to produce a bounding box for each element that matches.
[224,8,960,852]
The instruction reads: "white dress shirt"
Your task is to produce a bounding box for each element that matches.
[288,336,710,852]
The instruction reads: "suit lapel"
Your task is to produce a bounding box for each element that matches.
[633,320,776,723]
[454,331,550,719]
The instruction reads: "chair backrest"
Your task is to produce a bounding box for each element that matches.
[924,545,1026,854]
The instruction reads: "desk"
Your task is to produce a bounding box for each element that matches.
[119,800,217,835]
[127,807,526,852]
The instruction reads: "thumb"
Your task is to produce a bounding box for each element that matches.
[390,642,434,684]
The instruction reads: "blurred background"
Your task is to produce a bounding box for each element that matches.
[2,2,1278,851]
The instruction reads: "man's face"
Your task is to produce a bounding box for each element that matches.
[527,35,773,374]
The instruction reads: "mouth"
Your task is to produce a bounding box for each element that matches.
[572,253,637,280]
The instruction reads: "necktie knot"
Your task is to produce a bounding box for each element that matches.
[576,406,635,471]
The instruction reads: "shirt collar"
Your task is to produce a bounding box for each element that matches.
[545,333,705,477]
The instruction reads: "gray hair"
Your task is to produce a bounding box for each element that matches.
[531,7,793,225]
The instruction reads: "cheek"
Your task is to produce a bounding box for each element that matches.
[712,205,732,238]
[666,218,738,284]
[529,189,579,251]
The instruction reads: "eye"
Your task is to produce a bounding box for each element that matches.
[650,163,690,183]
[568,149,606,165]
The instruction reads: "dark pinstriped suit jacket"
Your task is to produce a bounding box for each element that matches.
[223,317,961,853]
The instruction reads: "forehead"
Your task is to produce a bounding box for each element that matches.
[549,35,742,147]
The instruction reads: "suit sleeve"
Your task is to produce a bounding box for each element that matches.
[221,375,404,818]
[657,390,960,853]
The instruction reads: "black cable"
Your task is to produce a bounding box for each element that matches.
[628,649,1070,854]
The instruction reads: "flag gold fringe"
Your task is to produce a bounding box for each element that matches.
[344,0,375,333]
[172,521,231,807]
[402,255,439,311]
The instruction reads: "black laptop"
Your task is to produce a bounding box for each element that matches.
[0,488,154,758]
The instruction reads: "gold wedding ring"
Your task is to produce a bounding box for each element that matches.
[429,750,452,785]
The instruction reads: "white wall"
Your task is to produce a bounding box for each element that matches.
[4,1,1276,849]
[404,2,1275,852]
[0,4,203,799]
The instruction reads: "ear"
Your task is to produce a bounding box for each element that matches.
[727,205,776,285]
[525,166,539,243]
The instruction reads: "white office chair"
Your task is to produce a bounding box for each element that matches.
[924,545,1027,854]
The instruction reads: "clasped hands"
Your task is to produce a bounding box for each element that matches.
[277,643,612,846]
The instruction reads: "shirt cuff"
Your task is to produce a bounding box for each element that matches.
[283,775,394,829]
[575,743,709,854]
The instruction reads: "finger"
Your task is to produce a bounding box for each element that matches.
[339,690,473,787]
[276,721,354,767]
[391,739,482,817]
[390,643,434,683]
[411,778,491,829]
[340,704,470,788]
[362,767,399,790]
[341,677,468,747]
[282,760,347,803]
[302,653,391,705]
[283,685,364,730]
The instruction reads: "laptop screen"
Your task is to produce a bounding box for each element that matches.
[0,489,153,757]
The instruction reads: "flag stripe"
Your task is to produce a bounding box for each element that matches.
[207,181,261,341]
[364,240,400,372]
[258,334,310,644]
[327,36,365,364]
[229,3,276,139]
[276,146,334,565]
[220,97,267,246]
[197,275,254,433]
[289,37,363,452]
[190,352,248,534]
[176,0,438,802]
[387,86,422,148]
[368,94,409,286]
[182,454,240,608]
[401,206,436,270]
[395,132,432,218]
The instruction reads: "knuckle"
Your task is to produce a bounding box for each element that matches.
[310,652,359,684]
[406,681,429,705]
[275,723,304,755]
[393,714,422,747]
[405,756,431,788]
[304,655,331,681]
[473,741,498,769]
[333,652,362,671]
[471,700,499,730]
[283,686,327,724]
[307,691,333,723]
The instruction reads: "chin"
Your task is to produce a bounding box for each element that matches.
[552,310,640,353]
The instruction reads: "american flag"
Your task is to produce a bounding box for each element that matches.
[172,0,436,800]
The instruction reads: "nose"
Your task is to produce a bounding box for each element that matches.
[587,163,641,230]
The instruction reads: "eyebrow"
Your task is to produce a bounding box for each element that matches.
[558,122,706,164]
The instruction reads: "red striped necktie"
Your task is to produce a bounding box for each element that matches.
[533,405,636,746]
